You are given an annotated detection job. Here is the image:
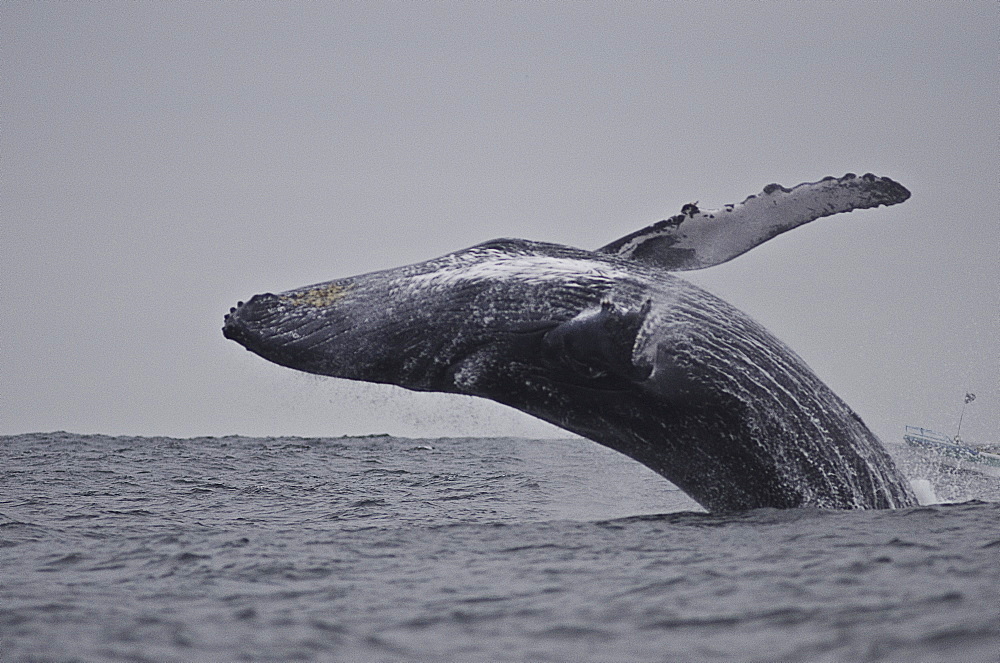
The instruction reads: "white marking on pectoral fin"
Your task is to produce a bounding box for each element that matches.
[598,173,910,271]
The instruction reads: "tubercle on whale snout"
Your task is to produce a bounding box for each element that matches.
[222,293,341,378]
[222,300,246,342]
[223,293,296,352]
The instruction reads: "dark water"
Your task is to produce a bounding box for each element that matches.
[2,433,998,662]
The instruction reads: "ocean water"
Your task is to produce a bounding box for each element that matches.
[1,433,998,662]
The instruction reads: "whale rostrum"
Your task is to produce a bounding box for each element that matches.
[224,174,916,513]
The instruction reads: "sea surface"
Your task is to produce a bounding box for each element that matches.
[1,432,998,662]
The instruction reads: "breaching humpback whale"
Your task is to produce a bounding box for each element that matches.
[224,173,917,512]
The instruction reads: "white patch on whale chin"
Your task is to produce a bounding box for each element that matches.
[410,253,628,288]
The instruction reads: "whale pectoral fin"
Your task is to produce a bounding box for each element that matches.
[540,300,653,388]
[598,173,910,271]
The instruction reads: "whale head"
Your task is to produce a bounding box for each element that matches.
[223,239,657,400]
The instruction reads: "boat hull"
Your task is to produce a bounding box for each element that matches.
[904,427,1000,478]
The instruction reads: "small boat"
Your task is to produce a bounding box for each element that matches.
[904,426,1000,478]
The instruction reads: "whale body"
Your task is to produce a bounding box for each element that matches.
[223,174,917,512]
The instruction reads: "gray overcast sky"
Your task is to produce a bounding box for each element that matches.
[4,1,998,447]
